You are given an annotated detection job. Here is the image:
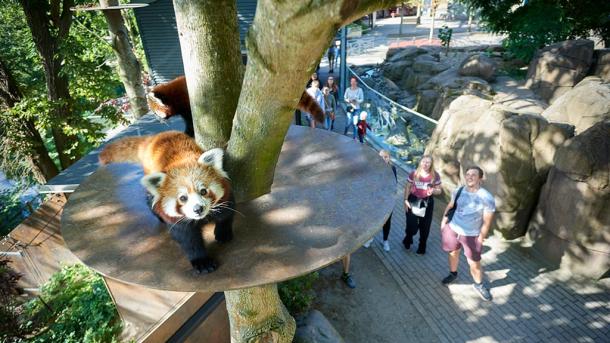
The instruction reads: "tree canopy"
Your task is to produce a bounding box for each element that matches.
[462,0,610,61]
[0,0,127,183]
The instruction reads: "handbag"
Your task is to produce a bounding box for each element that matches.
[409,196,428,218]
[445,186,464,222]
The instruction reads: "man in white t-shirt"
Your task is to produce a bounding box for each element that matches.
[440,166,495,301]
[343,77,363,139]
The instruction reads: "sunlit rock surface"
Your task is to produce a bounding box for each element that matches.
[527,120,610,279]
[425,95,573,238]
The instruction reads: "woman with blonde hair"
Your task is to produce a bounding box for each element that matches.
[403,155,442,254]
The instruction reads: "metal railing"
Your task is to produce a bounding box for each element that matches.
[347,67,438,169]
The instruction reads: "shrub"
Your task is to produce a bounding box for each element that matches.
[22,264,122,343]
[0,186,34,237]
[0,258,25,342]
[278,272,319,315]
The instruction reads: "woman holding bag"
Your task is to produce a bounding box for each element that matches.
[403,155,442,254]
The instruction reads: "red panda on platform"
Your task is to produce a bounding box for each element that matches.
[147,76,325,137]
[99,131,234,273]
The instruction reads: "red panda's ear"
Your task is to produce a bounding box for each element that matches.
[198,148,228,178]
[141,172,166,199]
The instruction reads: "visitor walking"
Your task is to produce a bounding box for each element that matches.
[324,76,339,101]
[341,255,356,288]
[356,111,371,144]
[403,155,441,255]
[322,86,336,130]
[440,166,495,301]
[327,42,337,74]
[343,77,363,139]
[364,150,397,251]
[305,80,324,129]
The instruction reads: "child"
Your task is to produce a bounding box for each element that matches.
[356,111,371,144]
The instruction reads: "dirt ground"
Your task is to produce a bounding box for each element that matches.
[312,246,440,343]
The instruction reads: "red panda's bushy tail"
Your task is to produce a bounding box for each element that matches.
[297,91,325,123]
[98,136,149,166]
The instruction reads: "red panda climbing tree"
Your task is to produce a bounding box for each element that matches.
[172,1,395,342]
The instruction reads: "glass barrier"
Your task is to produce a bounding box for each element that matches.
[348,67,437,169]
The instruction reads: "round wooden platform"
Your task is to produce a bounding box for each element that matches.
[70,3,148,11]
[61,126,395,292]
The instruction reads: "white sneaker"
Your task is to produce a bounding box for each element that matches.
[383,240,390,252]
[363,238,374,248]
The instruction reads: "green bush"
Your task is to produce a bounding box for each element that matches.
[0,186,31,237]
[0,257,25,342]
[463,0,610,63]
[278,272,319,316]
[499,2,572,62]
[22,264,122,343]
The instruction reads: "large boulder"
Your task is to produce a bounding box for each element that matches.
[527,120,610,279]
[526,39,595,104]
[294,310,345,343]
[415,89,440,116]
[426,95,573,238]
[412,54,450,74]
[458,53,497,81]
[417,67,493,119]
[590,49,610,81]
[385,46,420,63]
[381,60,413,82]
[492,76,548,115]
[541,76,610,134]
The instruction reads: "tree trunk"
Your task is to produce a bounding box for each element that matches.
[100,0,149,118]
[225,284,295,343]
[429,1,437,42]
[23,120,60,183]
[399,3,404,35]
[226,0,396,201]
[0,58,59,183]
[174,1,396,340]
[19,0,81,169]
[173,0,243,151]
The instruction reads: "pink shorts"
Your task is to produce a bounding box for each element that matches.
[441,224,482,262]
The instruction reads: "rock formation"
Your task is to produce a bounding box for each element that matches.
[425,95,573,238]
[458,53,497,82]
[527,120,610,279]
[526,39,594,104]
[541,76,610,134]
[591,49,610,82]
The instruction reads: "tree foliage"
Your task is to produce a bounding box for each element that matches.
[462,0,610,61]
[0,0,125,183]
[0,263,122,343]
[278,272,319,316]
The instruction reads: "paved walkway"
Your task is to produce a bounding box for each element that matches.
[367,169,610,342]
[310,16,610,343]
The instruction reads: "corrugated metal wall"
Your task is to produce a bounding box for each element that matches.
[133,0,257,84]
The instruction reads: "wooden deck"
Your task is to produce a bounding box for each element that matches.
[2,194,229,342]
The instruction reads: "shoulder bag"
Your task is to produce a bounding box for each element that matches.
[445,186,464,222]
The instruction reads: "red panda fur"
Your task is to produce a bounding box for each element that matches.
[147,75,325,124]
[99,131,231,204]
[99,131,234,273]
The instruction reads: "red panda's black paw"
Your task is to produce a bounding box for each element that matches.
[215,231,233,243]
[191,257,217,274]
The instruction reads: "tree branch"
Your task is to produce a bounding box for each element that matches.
[173,0,243,151]
[225,0,395,201]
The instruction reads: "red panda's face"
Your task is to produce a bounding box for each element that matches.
[147,92,173,119]
[141,148,229,220]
